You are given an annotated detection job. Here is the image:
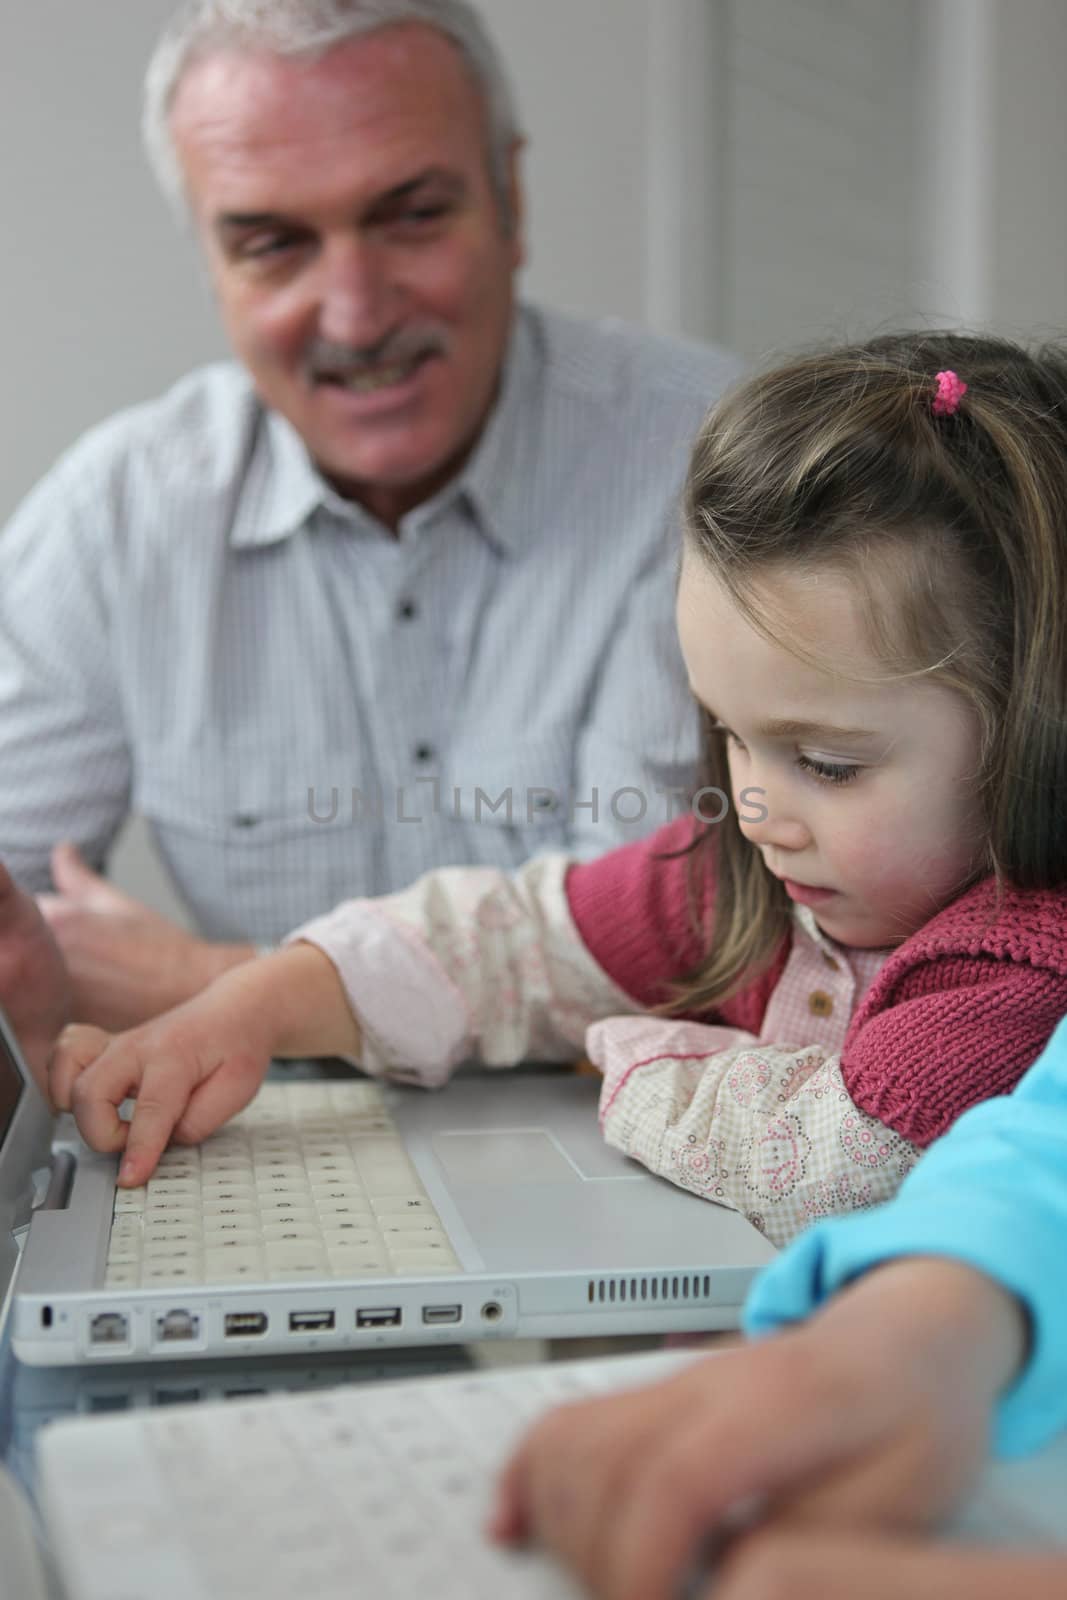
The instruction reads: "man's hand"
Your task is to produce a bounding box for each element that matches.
[491,1260,1027,1600]
[713,1531,1067,1600]
[0,859,72,1094]
[38,842,253,1031]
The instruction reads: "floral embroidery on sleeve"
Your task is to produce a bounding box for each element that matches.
[591,1016,920,1246]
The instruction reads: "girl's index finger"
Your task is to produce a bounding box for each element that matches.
[119,1059,198,1185]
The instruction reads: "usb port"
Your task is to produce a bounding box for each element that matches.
[356,1306,402,1329]
[89,1312,129,1345]
[422,1305,462,1326]
[154,1387,202,1407]
[224,1311,269,1337]
[155,1309,200,1343]
[289,1310,336,1333]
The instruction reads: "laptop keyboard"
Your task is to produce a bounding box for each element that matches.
[41,1354,688,1600]
[104,1082,461,1288]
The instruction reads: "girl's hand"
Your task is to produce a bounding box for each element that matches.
[47,943,363,1185]
[491,1260,1027,1600]
[714,1531,1067,1600]
[48,969,277,1186]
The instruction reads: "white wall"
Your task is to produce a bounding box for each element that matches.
[719,0,924,357]
[2,1,1065,918]
[1,0,712,522]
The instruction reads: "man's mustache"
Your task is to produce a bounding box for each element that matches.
[306,326,449,382]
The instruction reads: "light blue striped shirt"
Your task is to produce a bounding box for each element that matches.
[0,305,740,943]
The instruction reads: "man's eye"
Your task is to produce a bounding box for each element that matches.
[796,754,861,786]
[240,235,297,260]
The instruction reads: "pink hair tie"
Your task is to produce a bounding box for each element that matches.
[932,369,968,416]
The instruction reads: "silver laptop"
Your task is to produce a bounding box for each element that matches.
[2,1009,774,1366]
[9,1349,1067,1600]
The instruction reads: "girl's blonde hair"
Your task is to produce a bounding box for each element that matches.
[675,330,1067,1015]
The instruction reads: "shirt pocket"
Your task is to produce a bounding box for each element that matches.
[136,749,376,943]
[441,733,575,869]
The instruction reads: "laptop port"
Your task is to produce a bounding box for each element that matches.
[154,1387,202,1407]
[87,1393,131,1413]
[356,1307,402,1329]
[289,1310,336,1333]
[89,1312,129,1345]
[155,1309,201,1343]
[481,1301,503,1323]
[422,1305,462,1326]
[224,1311,269,1338]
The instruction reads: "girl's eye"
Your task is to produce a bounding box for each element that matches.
[796,754,861,786]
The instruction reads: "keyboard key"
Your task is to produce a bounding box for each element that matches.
[261,1221,322,1243]
[141,1262,201,1285]
[104,1263,141,1288]
[370,1194,436,1217]
[388,1252,460,1273]
[264,1243,328,1273]
[328,1257,391,1279]
[203,1249,265,1283]
[379,1217,451,1238]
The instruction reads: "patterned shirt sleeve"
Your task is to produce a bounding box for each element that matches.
[592,1015,920,1246]
[287,853,639,1085]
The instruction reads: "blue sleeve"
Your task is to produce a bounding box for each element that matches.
[743,1016,1067,1459]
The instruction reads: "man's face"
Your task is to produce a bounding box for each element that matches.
[172,25,524,526]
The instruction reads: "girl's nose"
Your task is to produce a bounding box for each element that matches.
[738,796,813,854]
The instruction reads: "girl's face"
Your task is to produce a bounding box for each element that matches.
[676,549,988,948]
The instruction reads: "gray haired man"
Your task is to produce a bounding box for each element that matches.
[0,0,739,1041]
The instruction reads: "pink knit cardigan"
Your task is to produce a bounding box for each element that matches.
[567,817,1067,1147]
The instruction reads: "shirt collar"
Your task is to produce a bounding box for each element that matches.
[229,306,545,554]
[791,901,842,955]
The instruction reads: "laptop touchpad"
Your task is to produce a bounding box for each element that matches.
[431,1131,580,1185]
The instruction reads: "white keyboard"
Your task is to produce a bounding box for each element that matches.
[104,1082,460,1287]
[39,1353,688,1600]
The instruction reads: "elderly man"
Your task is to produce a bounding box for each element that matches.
[0,0,738,1043]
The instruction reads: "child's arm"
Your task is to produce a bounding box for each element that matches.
[591,1018,921,1246]
[48,848,644,1183]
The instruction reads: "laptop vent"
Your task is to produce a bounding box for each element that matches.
[587,1274,713,1306]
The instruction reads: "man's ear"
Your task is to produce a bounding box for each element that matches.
[505,138,527,268]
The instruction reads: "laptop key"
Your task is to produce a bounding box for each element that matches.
[103,1263,141,1288]
[370,1194,435,1217]
[203,1249,265,1282]
[379,1217,451,1238]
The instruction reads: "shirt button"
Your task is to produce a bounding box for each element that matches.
[397,599,418,622]
[822,952,840,972]
[808,990,834,1018]
[414,743,436,764]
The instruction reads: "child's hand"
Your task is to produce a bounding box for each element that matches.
[490,1260,1026,1600]
[48,963,278,1186]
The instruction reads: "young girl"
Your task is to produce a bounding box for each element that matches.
[50,331,1067,1245]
